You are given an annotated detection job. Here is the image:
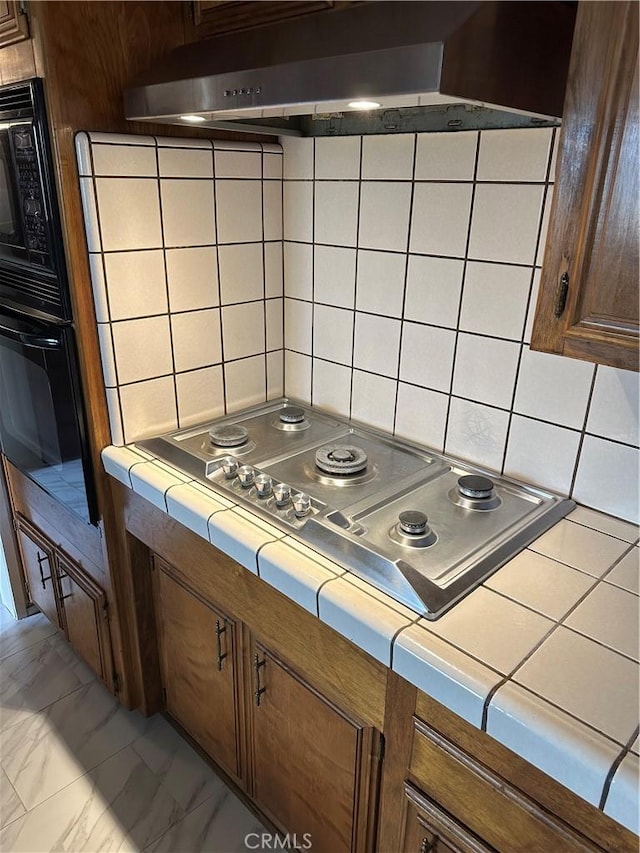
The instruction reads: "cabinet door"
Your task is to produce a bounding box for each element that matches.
[57,554,110,682]
[193,1,335,35]
[152,560,240,779]
[402,784,494,853]
[249,642,380,853]
[531,1,639,370]
[16,522,61,629]
[0,1,29,47]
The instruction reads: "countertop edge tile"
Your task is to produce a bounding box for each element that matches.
[129,461,191,512]
[165,483,231,542]
[102,445,154,488]
[603,752,640,835]
[258,539,340,616]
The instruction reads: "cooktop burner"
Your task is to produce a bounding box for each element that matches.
[137,399,574,619]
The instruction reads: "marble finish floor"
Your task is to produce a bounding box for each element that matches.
[0,606,265,851]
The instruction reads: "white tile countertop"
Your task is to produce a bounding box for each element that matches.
[103,445,640,835]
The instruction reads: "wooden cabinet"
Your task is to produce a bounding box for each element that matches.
[402,784,493,853]
[192,1,343,36]
[531,0,639,371]
[15,516,112,684]
[0,1,29,48]
[249,640,379,852]
[152,557,241,780]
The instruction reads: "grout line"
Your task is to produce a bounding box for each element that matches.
[599,725,640,811]
[347,137,364,420]
[569,364,599,497]
[260,146,268,405]
[210,142,228,416]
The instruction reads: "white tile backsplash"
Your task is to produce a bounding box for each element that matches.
[80,129,639,524]
[170,309,222,373]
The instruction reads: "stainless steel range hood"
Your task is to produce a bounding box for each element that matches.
[124,1,576,137]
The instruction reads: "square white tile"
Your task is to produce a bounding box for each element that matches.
[452,333,520,409]
[224,355,266,413]
[485,549,595,621]
[263,180,282,242]
[414,131,477,181]
[92,143,157,177]
[586,365,639,446]
[354,313,401,378]
[165,246,219,312]
[283,241,313,300]
[315,136,361,179]
[404,254,464,328]
[214,149,261,178]
[218,242,264,304]
[267,351,284,400]
[119,376,177,443]
[514,346,595,429]
[605,548,640,595]
[351,370,396,433]
[313,304,354,365]
[476,128,552,182]
[514,626,639,744]
[111,316,173,384]
[565,583,639,661]
[216,180,262,244]
[361,134,414,180]
[312,359,351,417]
[95,178,162,251]
[394,383,448,452]
[503,415,580,495]
[421,586,553,675]
[393,624,501,728]
[459,261,531,340]
[158,147,213,178]
[284,298,312,354]
[469,184,544,266]
[263,152,283,180]
[130,461,191,511]
[284,351,311,403]
[175,365,225,428]
[264,241,284,298]
[529,519,631,578]
[266,298,283,350]
[524,268,541,343]
[567,506,639,544]
[356,249,406,317]
[160,179,215,248]
[281,136,314,179]
[221,301,265,361]
[359,181,412,252]
[572,436,639,524]
[102,250,167,321]
[409,182,473,258]
[283,181,313,242]
[315,245,356,308]
[314,181,359,247]
[400,322,456,392]
[171,309,222,372]
[445,397,509,472]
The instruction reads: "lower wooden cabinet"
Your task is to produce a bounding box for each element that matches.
[16,517,112,684]
[402,783,493,853]
[152,558,240,780]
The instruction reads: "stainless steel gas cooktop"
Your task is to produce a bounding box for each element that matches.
[139,400,574,619]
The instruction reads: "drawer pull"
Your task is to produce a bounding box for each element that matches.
[215,619,227,671]
[420,837,438,853]
[254,653,266,706]
[37,552,51,589]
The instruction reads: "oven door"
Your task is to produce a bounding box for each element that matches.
[0,311,97,523]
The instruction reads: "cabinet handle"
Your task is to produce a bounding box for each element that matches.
[215,619,227,671]
[420,837,438,853]
[554,271,570,318]
[36,552,51,589]
[254,653,266,706]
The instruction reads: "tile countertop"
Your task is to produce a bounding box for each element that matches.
[102,444,640,836]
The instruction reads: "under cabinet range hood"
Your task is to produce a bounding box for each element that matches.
[124,1,576,137]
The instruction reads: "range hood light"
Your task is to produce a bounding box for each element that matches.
[347,100,382,111]
[180,114,206,123]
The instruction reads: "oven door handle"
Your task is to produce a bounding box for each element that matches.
[0,316,62,350]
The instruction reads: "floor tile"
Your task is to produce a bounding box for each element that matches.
[145,787,264,852]
[565,583,640,661]
[0,610,58,662]
[529,520,630,577]
[1,680,150,809]
[0,745,185,852]
[0,766,25,828]
[514,626,639,745]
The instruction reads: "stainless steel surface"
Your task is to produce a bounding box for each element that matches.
[138,399,574,618]
[124,2,575,135]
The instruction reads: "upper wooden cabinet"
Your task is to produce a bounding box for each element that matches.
[0,1,29,48]
[193,0,353,36]
[531,0,639,372]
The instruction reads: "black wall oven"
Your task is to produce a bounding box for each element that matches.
[0,79,97,524]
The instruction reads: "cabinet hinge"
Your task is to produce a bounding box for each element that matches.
[554,271,570,318]
[12,516,19,532]
[102,601,109,622]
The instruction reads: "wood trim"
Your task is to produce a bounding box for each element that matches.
[402,782,494,853]
[0,457,29,617]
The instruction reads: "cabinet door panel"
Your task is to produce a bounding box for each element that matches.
[402,784,494,853]
[57,555,108,681]
[250,643,378,853]
[153,562,239,778]
[17,525,60,628]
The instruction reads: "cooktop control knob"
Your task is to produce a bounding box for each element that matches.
[399,510,429,536]
[221,457,239,479]
[237,465,255,488]
[458,475,494,500]
[273,483,292,507]
[255,474,273,498]
[293,492,311,517]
